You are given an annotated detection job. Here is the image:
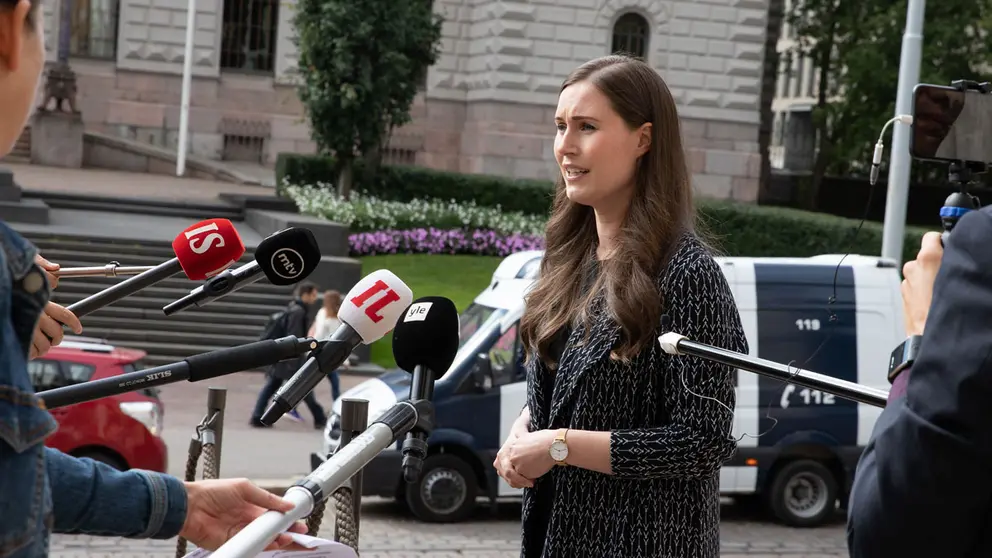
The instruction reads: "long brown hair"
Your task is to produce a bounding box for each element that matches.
[323,290,343,318]
[519,54,702,368]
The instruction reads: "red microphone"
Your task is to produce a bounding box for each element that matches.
[67,218,245,318]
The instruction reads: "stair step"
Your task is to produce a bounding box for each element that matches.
[79,327,255,347]
[48,271,294,296]
[51,281,290,307]
[31,198,244,222]
[50,292,286,316]
[74,305,271,326]
[81,315,264,336]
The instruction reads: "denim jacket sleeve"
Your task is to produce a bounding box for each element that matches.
[0,221,188,557]
[0,222,59,558]
[46,447,188,538]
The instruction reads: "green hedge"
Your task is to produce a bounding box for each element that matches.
[277,153,931,263]
[276,153,553,214]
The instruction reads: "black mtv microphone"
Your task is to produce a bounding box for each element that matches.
[163,227,321,315]
[37,335,318,409]
[391,296,460,482]
[260,269,414,425]
[657,331,889,408]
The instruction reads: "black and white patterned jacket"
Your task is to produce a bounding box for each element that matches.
[520,231,749,558]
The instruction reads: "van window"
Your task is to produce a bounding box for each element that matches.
[489,323,522,387]
[459,303,497,349]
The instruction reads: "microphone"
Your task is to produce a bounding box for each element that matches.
[66,219,246,319]
[259,269,414,425]
[391,296,460,482]
[53,263,155,277]
[162,227,321,315]
[656,331,889,408]
[36,335,318,409]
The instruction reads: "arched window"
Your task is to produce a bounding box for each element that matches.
[611,12,649,59]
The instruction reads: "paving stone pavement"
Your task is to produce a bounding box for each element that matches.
[49,498,849,557]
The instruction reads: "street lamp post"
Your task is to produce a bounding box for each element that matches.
[880,0,926,263]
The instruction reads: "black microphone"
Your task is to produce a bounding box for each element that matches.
[260,269,413,425]
[36,335,318,409]
[163,227,321,315]
[391,296,460,482]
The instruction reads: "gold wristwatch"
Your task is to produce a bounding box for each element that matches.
[549,428,569,466]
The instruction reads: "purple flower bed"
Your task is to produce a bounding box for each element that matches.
[350,228,545,256]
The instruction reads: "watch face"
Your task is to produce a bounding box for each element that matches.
[549,440,568,461]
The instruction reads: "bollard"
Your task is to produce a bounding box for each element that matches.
[176,387,228,558]
[339,399,369,535]
[205,387,227,477]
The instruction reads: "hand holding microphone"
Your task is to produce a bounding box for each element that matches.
[902,231,943,337]
[163,227,321,315]
[391,296,461,482]
[260,269,414,425]
[67,218,246,319]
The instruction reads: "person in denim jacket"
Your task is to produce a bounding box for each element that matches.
[0,1,307,556]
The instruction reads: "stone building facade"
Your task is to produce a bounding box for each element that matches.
[38,0,770,201]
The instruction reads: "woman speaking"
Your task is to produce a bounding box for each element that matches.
[494,54,749,558]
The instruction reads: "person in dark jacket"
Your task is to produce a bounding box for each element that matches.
[847,208,992,557]
[250,282,327,429]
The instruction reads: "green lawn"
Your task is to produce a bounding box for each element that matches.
[359,254,504,368]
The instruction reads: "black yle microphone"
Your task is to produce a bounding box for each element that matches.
[260,269,414,425]
[163,227,321,315]
[36,335,318,409]
[391,296,460,482]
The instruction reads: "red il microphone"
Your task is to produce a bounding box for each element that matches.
[68,219,246,319]
[260,269,413,425]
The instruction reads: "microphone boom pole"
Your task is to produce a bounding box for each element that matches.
[67,258,184,318]
[209,396,434,558]
[54,264,156,277]
[37,335,318,409]
[657,332,889,409]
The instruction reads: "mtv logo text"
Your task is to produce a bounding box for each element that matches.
[404,302,433,322]
[350,279,402,323]
[271,248,304,280]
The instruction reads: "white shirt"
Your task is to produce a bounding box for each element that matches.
[312,308,342,340]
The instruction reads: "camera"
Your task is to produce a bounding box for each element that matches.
[910,80,990,238]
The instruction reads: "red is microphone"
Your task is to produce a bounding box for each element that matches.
[67,218,246,318]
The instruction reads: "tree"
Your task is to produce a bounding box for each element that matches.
[756,0,786,203]
[787,0,992,192]
[293,0,444,199]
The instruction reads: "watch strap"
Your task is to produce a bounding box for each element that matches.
[888,335,922,384]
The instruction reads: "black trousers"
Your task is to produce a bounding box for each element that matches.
[251,373,326,426]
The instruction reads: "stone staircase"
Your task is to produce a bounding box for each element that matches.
[24,232,297,368]
[3,127,31,163]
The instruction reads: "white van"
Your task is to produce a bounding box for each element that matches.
[311,250,903,527]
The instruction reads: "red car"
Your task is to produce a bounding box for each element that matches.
[27,336,169,472]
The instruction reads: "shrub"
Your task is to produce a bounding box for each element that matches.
[285,183,545,235]
[277,154,553,215]
[350,228,545,257]
[279,153,932,263]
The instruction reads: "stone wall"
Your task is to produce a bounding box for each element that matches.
[34,0,768,202]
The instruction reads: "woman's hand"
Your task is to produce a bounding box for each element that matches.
[494,428,556,488]
[179,478,309,552]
